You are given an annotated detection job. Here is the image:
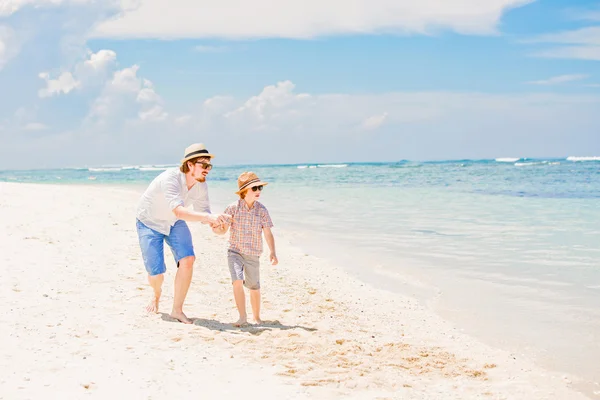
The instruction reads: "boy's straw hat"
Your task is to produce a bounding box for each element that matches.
[181,143,214,165]
[236,171,269,194]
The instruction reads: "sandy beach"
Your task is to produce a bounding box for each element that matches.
[0,182,589,399]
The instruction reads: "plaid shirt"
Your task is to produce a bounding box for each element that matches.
[224,200,273,257]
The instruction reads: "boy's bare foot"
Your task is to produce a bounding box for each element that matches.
[253,318,263,325]
[146,293,161,314]
[170,311,192,324]
[233,317,248,327]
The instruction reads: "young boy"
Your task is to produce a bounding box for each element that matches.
[213,171,278,326]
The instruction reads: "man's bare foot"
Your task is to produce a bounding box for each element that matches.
[146,293,160,314]
[253,318,263,325]
[233,317,248,327]
[170,311,192,324]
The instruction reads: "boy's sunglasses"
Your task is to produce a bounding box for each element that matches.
[195,161,213,170]
[251,185,264,192]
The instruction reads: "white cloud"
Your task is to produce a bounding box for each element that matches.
[23,122,48,131]
[362,112,388,130]
[38,71,80,97]
[87,64,167,125]
[0,26,19,71]
[225,80,311,127]
[3,82,600,168]
[527,26,600,45]
[533,46,600,61]
[526,74,589,85]
[174,115,192,125]
[0,0,95,17]
[38,49,117,98]
[527,26,600,61]
[92,0,532,40]
[193,45,228,53]
[139,105,167,121]
[83,49,117,72]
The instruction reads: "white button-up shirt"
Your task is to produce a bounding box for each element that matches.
[136,168,211,235]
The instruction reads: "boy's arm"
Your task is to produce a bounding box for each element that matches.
[263,226,278,265]
[212,223,230,235]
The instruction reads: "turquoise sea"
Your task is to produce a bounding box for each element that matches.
[2,157,599,393]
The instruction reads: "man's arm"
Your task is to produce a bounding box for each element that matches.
[263,226,278,265]
[173,205,219,225]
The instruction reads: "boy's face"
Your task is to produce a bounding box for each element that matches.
[245,184,264,201]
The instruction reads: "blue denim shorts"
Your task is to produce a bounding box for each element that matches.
[136,219,195,276]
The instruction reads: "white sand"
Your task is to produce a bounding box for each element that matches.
[0,182,588,399]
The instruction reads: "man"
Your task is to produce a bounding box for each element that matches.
[135,143,229,324]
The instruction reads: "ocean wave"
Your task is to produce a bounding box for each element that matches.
[139,167,169,171]
[495,158,521,163]
[567,156,600,162]
[297,164,346,169]
[316,164,348,168]
[88,167,122,172]
[515,162,547,167]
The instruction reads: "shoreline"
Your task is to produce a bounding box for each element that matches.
[0,182,589,399]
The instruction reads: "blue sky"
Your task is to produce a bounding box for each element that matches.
[0,0,599,169]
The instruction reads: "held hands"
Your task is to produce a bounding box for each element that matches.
[270,252,279,266]
[209,213,231,234]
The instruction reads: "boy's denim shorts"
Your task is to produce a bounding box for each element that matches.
[136,219,195,276]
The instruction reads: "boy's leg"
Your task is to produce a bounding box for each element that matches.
[166,220,195,324]
[250,289,261,324]
[228,250,248,326]
[243,255,261,324]
[232,280,247,326]
[136,220,167,313]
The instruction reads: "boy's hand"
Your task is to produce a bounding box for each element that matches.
[270,253,278,266]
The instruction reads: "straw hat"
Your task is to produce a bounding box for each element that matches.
[180,143,215,165]
[235,171,269,194]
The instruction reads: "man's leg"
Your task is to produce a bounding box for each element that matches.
[171,256,194,324]
[166,220,195,324]
[232,280,247,326]
[136,220,167,314]
[147,273,164,313]
[250,289,261,324]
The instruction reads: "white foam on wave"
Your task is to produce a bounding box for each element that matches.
[567,156,600,162]
[298,164,348,169]
[495,158,520,162]
[139,167,168,171]
[88,167,121,172]
[317,164,348,168]
[515,161,547,167]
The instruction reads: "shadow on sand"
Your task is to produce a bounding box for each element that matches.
[160,313,316,335]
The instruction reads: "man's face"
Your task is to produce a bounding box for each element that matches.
[191,157,212,182]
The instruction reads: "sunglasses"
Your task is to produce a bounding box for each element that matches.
[251,185,264,192]
[195,161,212,170]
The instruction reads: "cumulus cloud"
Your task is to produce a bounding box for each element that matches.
[526,74,589,85]
[38,71,80,97]
[38,49,116,98]
[87,64,167,125]
[92,0,532,40]
[0,26,19,71]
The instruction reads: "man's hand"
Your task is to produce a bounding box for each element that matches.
[270,253,278,266]
[207,213,231,229]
